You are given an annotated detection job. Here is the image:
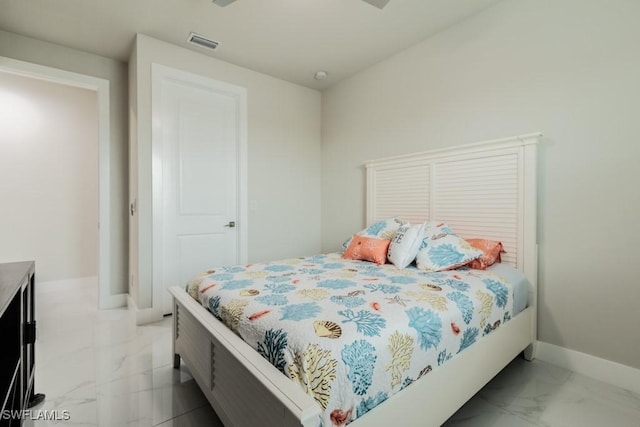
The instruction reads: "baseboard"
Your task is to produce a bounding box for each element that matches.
[536,341,640,395]
[99,293,128,309]
[127,295,163,325]
[37,276,98,291]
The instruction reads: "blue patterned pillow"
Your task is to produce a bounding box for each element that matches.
[342,217,403,251]
[415,222,482,272]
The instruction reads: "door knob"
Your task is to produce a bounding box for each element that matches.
[224,221,236,228]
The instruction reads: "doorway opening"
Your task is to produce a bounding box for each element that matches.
[0,56,117,309]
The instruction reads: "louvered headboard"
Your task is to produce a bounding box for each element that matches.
[365,133,540,287]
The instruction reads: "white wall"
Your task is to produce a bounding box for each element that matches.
[321,0,640,369]
[130,35,322,309]
[0,72,98,281]
[0,31,129,297]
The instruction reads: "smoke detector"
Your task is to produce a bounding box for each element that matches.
[314,71,328,81]
[186,32,220,51]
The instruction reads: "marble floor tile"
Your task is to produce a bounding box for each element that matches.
[444,358,640,427]
[95,364,208,427]
[29,279,639,427]
[538,374,640,427]
[27,280,216,427]
[154,406,223,427]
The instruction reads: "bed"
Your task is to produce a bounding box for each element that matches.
[170,132,541,426]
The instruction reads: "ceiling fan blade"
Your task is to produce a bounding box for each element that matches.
[361,0,391,9]
[212,0,237,6]
[213,0,390,9]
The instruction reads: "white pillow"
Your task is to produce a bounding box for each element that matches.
[387,222,426,269]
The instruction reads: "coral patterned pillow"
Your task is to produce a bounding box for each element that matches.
[341,217,403,250]
[416,222,482,272]
[343,235,391,265]
[465,239,505,270]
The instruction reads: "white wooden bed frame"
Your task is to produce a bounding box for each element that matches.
[170,132,541,426]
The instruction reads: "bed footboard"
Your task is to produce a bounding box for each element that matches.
[170,287,321,427]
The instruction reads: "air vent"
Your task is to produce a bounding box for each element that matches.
[187,32,220,51]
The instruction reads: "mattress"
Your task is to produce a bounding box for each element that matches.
[486,262,529,315]
[186,253,529,426]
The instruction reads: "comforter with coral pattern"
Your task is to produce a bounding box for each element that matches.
[186,253,515,426]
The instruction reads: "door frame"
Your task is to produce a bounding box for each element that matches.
[151,63,248,317]
[0,56,118,308]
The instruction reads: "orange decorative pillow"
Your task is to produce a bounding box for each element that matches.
[465,239,505,270]
[342,235,391,265]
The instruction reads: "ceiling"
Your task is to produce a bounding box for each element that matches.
[0,0,500,89]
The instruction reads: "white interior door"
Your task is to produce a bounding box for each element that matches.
[158,70,244,314]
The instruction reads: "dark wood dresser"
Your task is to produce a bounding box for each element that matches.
[0,261,43,425]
